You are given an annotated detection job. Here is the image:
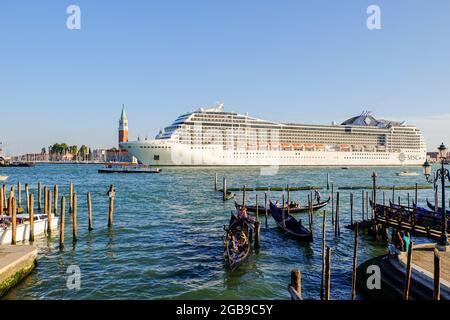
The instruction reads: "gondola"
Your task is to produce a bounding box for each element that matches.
[371,199,449,229]
[236,197,330,214]
[223,213,251,271]
[426,199,450,215]
[269,202,313,242]
[388,201,430,215]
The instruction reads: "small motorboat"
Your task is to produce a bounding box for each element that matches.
[396,171,419,177]
[0,175,8,182]
[269,202,312,242]
[98,164,161,174]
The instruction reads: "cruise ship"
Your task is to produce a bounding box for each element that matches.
[121,103,427,166]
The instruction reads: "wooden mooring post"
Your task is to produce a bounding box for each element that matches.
[403,240,414,300]
[287,185,291,214]
[255,220,261,249]
[38,181,42,211]
[69,182,73,213]
[43,186,48,215]
[47,190,52,234]
[335,192,340,236]
[289,269,302,300]
[17,182,21,209]
[87,192,93,231]
[222,177,227,201]
[415,183,418,205]
[0,186,3,215]
[351,223,359,300]
[361,190,365,233]
[25,183,29,213]
[434,248,441,300]
[73,193,78,242]
[320,210,327,300]
[108,185,115,227]
[407,193,410,209]
[350,193,354,226]
[392,185,395,204]
[60,196,65,249]
[308,195,313,229]
[11,197,17,245]
[264,192,268,229]
[325,247,332,300]
[331,184,334,225]
[2,184,6,211]
[255,194,259,221]
[29,193,34,242]
[366,192,369,219]
[54,185,58,216]
[214,173,218,191]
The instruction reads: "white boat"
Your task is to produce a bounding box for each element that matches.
[120,104,427,167]
[396,171,420,177]
[0,175,8,182]
[0,214,59,244]
[98,164,161,174]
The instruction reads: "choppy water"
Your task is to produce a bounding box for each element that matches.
[0,164,445,300]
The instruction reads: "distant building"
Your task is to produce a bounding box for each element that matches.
[92,149,107,162]
[119,104,129,144]
[427,152,439,162]
[106,105,135,163]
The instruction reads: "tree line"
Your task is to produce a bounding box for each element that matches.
[42,143,94,161]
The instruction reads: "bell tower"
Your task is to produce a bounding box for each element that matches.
[118,104,128,146]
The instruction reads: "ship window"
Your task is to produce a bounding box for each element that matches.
[154,155,160,161]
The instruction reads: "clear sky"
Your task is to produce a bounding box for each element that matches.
[1,0,450,155]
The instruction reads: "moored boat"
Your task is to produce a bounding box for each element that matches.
[236,197,329,214]
[0,175,8,182]
[269,202,312,242]
[396,171,419,177]
[223,213,251,270]
[98,163,161,174]
[0,213,58,244]
[426,199,450,215]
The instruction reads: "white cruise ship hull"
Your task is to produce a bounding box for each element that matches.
[123,141,426,166]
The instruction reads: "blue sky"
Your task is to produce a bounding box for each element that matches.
[1,0,450,154]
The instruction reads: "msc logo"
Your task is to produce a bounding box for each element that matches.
[398,153,406,162]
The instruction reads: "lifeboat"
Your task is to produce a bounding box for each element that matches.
[292,144,303,150]
[257,143,268,150]
[315,144,325,150]
[281,143,292,150]
[340,144,351,151]
[269,143,280,150]
[304,144,315,149]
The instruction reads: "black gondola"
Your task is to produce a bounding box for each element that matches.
[426,199,450,215]
[223,213,251,270]
[269,202,313,242]
[236,197,329,214]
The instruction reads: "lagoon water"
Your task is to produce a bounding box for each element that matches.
[0,164,442,300]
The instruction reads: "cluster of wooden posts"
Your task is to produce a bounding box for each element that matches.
[288,176,438,300]
[216,172,444,300]
[0,181,116,247]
